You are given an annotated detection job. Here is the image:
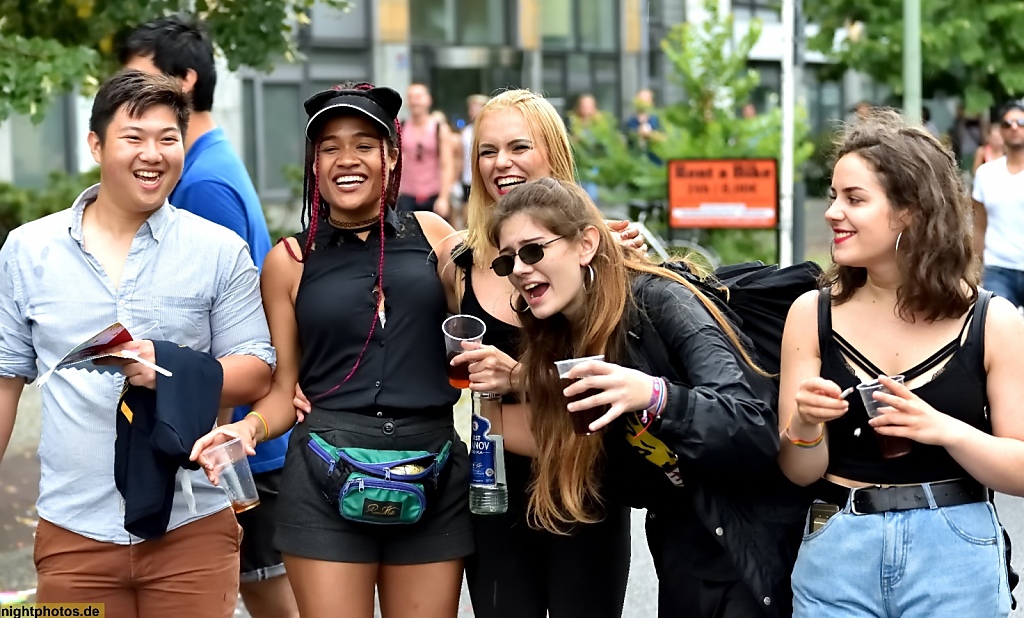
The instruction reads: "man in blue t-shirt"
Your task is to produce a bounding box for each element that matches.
[121,16,296,618]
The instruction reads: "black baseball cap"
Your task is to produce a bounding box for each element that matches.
[303,86,402,141]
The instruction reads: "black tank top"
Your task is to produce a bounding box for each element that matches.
[293,209,459,413]
[818,288,991,484]
[454,246,521,359]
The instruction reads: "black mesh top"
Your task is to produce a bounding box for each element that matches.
[818,289,990,484]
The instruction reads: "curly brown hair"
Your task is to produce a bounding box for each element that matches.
[825,108,980,321]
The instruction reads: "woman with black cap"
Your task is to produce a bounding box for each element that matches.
[191,83,471,617]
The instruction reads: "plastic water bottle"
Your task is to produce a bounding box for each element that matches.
[469,392,508,514]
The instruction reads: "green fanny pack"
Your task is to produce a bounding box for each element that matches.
[305,432,452,525]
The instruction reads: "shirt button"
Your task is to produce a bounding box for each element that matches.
[763,597,771,606]
[118,299,126,306]
[375,380,381,388]
[382,421,396,436]
[715,527,724,536]
[379,341,385,347]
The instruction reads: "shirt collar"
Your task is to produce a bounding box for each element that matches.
[69,183,174,244]
[382,204,400,233]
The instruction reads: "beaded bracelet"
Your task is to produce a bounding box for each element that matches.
[247,411,270,444]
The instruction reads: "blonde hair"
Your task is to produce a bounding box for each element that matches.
[462,90,578,268]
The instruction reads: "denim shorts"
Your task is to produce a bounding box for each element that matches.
[792,486,1012,617]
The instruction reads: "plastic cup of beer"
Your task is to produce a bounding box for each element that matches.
[857,375,912,459]
[202,438,260,513]
[554,355,609,436]
[442,314,486,389]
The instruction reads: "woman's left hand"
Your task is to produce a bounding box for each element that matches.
[563,359,657,432]
[607,220,648,255]
[868,375,966,447]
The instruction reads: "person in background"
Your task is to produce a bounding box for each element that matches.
[399,83,455,221]
[973,124,1005,176]
[780,109,1021,616]
[459,94,489,201]
[0,69,274,618]
[119,16,295,617]
[972,100,1024,309]
[433,110,465,227]
[922,106,941,138]
[742,103,758,120]
[625,89,664,164]
[568,93,603,203]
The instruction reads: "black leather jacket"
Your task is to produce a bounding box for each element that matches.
[603,273,810,617]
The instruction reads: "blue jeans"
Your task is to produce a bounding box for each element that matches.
[792,490,1011,617]
[983,265,1024,308]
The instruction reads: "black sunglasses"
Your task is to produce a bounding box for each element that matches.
[1002,119,1024,129]
[490,237,564,277]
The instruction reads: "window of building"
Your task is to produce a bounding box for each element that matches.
[541,0,575,49]
[579,0,617,51]
[803,65,844,135]
[11,97,73,188]
[732,0,780,23]
[310,0,369,43]
[410,0,452,43]
[747,61,781,112]
[456,0,510,46]
[261,83,304,196]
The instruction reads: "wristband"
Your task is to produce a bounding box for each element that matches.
[785,421,824,448]
[247,411,270,444]
[641,377,667,426]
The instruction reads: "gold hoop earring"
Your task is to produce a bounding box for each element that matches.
[584,265,596,292]
[509,293,530,314]
[895,231,903,255]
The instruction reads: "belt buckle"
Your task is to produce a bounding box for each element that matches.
[849,486,866,515]
[849,485,882,515]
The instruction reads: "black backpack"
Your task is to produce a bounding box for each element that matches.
[660,260,825,377]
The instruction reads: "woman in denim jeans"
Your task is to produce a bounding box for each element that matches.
[778,109,1024,617]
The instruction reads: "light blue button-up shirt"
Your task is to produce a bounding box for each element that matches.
[0,184,275,544]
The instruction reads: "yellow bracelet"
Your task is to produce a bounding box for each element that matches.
[247,411,270,444]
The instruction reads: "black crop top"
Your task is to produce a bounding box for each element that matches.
[293,208,459,413]
[453,246,521,403]
[818,288,992,484]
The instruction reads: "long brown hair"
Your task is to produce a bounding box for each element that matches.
[486,178,760,533]
[825,109,979,320]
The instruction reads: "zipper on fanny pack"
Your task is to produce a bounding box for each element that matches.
[344,476,427,504]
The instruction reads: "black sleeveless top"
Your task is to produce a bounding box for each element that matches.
[293,208,459,413]
[453,246,521,359]
[818,288,991,484]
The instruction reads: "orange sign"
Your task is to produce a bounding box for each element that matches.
[667,159,778,229]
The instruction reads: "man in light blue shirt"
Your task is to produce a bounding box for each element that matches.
[0,70,274,617]
[119,17,295,616]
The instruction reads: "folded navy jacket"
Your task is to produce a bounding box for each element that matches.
[114,341,223,539]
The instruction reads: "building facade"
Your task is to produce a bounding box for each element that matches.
[1,0,883,204]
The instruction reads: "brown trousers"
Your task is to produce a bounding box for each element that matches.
[34,508,241,618]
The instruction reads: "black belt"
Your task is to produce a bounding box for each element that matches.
[816,478,987,515]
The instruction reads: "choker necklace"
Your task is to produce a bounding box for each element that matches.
[329,214,380,230]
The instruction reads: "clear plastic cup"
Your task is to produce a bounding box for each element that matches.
[442,315,487,389]
[554,355,607,435]
[857,375,912,458]
[202,438,260,513]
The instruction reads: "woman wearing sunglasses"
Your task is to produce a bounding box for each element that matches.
[448,90,641,618]
[485,177,796,618]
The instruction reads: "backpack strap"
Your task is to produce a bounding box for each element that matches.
[972,289,994,407]
[816,286,832,361]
